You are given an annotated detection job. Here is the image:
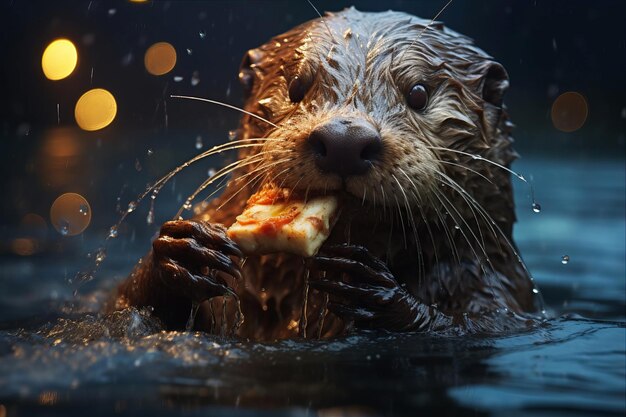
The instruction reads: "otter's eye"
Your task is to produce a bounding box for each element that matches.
[407,84,428,111]
[288,76,310,103]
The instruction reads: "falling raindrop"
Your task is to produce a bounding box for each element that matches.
[147,148,154,156]
[173,76,183,82]
[532,288,540,294]
[186,48,193,55]
[195,135,203,149]
[199,30,206,39]
[108,8,116,16]
[135,158,142,172]
[561,255,570,265]
[532,202,541,213]
[207,168,216,177]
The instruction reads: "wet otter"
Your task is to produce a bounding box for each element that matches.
[112,8,542,340]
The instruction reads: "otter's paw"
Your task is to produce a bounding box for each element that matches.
[152,220,243,303]
[308,244,422,331]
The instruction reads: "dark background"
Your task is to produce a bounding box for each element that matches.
[0,0,625,238]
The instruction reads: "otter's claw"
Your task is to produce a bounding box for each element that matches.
[153,220,242,303]
[308,244,422,331]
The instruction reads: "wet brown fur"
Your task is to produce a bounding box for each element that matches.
[113,8,540,340]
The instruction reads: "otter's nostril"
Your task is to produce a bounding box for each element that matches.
[309,135,327,157]
[360,140,382,161]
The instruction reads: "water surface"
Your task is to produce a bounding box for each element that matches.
[0,156,624,417]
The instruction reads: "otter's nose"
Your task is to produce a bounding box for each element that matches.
[307,118,382,177]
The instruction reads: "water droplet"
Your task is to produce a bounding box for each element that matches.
[228,130,237,141]
[95,248,107,264]
[108,8,116,16]
[147,198,155,225]
[127,201,137,213]
[532,202,541,213]
[532,288,539,294]
[135,158,142,172]
[146,210,155,225]
[183,200,193,210]
[191,71,200,86]
[79,204,89,216]
[186,48,192,55]
[207,168,216,177]
[195,135,203,149]
[173,75,183,82]
[147,148,154,156]
[109,226,118,238]
[561,255,569,265]
[453,225,460,230]
[199,30,206,39]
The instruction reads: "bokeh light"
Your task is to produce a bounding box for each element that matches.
[41,39,78,80]
[144,42,177,76]
[551,91,588,133]
[49,193,92,236]
[74,88,117,131]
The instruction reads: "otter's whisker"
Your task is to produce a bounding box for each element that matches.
[397,167,443,284]
[217,157,294,211]
[436,171,503,255]
[427,146,526,183]
[170,95,278,128]
[432,189,490,280]
[438,160,495,185]
[427,192,461,267]
[434,185,516,308]
[436,171,488,251]
[174,153,268,218]
[433,186,491,273]
[398,0,454,63]
[392,174,424,282]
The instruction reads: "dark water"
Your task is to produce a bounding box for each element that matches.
[0,156,624,417]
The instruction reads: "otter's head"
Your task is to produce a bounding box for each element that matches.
[236,8,512,218]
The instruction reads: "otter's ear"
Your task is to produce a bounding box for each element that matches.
[481,62,509,107]
[238,48,264,98]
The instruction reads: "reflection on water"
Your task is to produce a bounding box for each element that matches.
[0,156,624,416]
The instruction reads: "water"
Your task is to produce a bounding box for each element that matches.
[0,157,624,416]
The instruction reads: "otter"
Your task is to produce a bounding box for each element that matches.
[111,8,542,340]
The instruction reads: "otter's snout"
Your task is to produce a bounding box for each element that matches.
[307,118,381,177]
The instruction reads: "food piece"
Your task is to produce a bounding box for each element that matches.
[227,186,339,257]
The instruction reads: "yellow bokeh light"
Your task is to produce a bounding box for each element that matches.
[74,88,117,131]
[42,39,78,80]
[50,193,92,236]
[144,42,177,76]
[551,91,588,133]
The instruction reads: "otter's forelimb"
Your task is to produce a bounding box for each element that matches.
[307,244,446,332]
